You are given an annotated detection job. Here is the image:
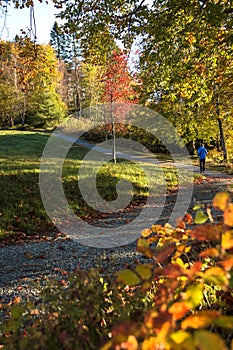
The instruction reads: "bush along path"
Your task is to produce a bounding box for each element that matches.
[0,176,232,349]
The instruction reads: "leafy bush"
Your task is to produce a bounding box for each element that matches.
[0,192,232,350]
[82,123,166,153]
[109,191,233,349]
[0,269,151,350]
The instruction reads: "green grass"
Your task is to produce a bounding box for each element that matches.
[0,130,54,239]
[0,130,194,240]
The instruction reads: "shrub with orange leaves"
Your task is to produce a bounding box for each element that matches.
[108,192,233,350]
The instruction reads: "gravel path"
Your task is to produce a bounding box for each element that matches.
[0,167,232,305]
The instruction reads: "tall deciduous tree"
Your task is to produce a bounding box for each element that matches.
[138,0,233,159]
[102,49,138,162]
[0,38,67,128]
[20,40,67,127]
[0,40,28,127]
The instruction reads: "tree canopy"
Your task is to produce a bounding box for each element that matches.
[0,0,232,158]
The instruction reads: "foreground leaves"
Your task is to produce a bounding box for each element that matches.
[1,191,233,350]
[109,191,233,349]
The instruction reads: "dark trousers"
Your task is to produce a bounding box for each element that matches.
[200,158,206,173]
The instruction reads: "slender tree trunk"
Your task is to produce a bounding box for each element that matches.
[217,117,228,161]
[72,37,82,116]
[216,93,228,161]
[21,93,26,127]
[110,92,116,164]
[10,116,14,128]
[74,62,82,116]
[214,83,228,161]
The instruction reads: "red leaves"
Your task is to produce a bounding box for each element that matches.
[113,190,233,349]
[112,321,140,343]
[176,213,193,228]
[163,263,184,279]
[13,297,21,304]
[190,223,221,241]
[199,248,219,258]
[220,256,233,271]
[144,310,172,333]
[156,243,176,264]
[102,50,138,105]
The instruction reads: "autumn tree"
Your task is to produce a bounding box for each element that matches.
[54,0,145,56]
[80,62,105,113]
[138,0,233,159]
[0,40,29,127]
[0,38,67,128]
[21,41,67,128]
[102,50,138,104]
[101,49,139,162]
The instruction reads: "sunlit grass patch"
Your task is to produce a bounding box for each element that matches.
[62,154,194,222]
[0,130,194,240]
[0,131,53,239]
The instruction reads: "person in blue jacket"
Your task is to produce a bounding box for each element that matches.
[198,143,208,174]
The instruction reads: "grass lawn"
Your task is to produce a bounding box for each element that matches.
[0,130,193,241]
[0,130,55,240]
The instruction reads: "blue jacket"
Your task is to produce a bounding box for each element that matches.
[198,146,208,160]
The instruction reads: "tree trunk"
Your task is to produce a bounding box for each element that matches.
[10,116,14,128]
[215,91,228,161]
[21,93,26,127]
[110,92,116,164]
[217,117,228,161]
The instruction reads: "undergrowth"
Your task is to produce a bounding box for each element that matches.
[0,192,232,349]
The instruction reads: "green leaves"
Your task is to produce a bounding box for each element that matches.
[194,210,209,224]
[138,0,233,157]
[116,269,141,286]
[213,316,233,329]
[137,238,153,258]
[194,331,227,350]
[117,264,153,286]
[135,264,153,280]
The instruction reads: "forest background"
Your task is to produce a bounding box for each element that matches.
[0,0,232,161]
